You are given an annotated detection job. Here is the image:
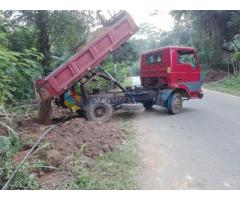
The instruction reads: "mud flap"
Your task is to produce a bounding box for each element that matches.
[156,89,173,107]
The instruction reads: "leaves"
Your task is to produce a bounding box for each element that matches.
[170,10,240,68]
[0,47,43,105]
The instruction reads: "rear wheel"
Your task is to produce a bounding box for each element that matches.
[167,93,182,114]
[86,103,113,122]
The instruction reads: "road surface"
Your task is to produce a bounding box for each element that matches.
[130,82,240,189]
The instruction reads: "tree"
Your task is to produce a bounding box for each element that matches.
[170,10,240,70]
[4,10,95,75]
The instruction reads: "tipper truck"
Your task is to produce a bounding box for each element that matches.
[36,11,203,124]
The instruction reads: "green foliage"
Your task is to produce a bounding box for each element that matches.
[86,41,138,92]
[88,56,130,93]
[62,120,139,190]
[8,27,37,52]
[128,61,140,76]
[233,52,240,61]
[170,10,240,69]
[4,11,95,74]
[7,162,39,190]
[0,131,20,178]
[0,47,43,105]
[0,124,39,190]
[131,23,163,54]
[113,42,138,66]
[31,159,56,170]
[206,75,240,96]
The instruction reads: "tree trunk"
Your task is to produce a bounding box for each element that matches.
[227,63,230,76]
[38,99,52,125]
[232,60,237,75]
[35,11,51,76]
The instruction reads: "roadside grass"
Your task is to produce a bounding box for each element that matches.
[61,119,140,190]
[204,75,240,96]
[0,123,39,190]
[1,101,140,190]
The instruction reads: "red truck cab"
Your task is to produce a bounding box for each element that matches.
[139,46,204,114]
[141,46,203,98]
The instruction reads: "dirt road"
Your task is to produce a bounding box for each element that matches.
[132,88,240,189]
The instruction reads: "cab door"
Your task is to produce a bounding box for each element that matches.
[173,49,201,92]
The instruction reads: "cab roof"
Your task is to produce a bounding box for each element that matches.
[142,46,196,55]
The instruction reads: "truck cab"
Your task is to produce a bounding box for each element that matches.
[140,46,203,114]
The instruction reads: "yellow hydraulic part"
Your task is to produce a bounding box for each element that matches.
[64,90,82,112]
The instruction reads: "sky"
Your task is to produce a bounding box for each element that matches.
[127,10,174,31]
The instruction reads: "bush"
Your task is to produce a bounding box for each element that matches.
[0,125,39,189]
[7,163,39,190]
[233,52,240,61]
[0,131,20,178]
[87,58,129,92]
[0,47,43,106]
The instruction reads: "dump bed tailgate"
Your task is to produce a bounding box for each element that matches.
[36,12,138,99]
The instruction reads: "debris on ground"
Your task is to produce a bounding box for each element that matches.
[0,106,126,189]
[16,116,125,159]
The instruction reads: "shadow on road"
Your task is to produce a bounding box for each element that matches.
[114,106,198,120]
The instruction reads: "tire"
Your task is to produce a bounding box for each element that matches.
[167,93,182,114]
[143,100,154,110]
[86,103,113,122]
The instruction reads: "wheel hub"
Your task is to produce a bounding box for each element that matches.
[94,106,107,118]
[174,97,181,110]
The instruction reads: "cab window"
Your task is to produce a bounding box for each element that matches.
[146,53,161,64]
[177,50,197,68]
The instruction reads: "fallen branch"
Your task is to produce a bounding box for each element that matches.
[0,122,18,136]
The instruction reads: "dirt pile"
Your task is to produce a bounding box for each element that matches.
[15,115,125,160]
[1,106,126,189]
[46,118,125,158]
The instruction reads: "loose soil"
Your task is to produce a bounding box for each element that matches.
[1,107,126,189]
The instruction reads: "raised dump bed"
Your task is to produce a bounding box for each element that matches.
[36,11,138,101]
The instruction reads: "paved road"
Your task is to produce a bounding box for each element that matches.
[131,88,240,189]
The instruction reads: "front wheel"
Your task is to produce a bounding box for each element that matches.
[167,93,182,114]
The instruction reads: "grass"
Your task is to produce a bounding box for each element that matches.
[1,98,140,190]
[0,124,39,189]
[61,119,140,190]
[204,75,240,96]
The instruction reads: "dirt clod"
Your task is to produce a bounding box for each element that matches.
[19,133,39,150]
[47,150,63,167]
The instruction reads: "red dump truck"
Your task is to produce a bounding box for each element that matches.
[36,11,138,100]
[36,11,203,123]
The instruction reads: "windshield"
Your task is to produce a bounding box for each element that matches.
[177,50,197,68]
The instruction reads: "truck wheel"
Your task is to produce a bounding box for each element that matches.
[143,100,154,110]
[86,103,113,122]
[167,93,182,114]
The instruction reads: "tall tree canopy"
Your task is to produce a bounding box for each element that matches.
[3,10,95,74]
[0,10,138,105]
[170,11,240,69]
